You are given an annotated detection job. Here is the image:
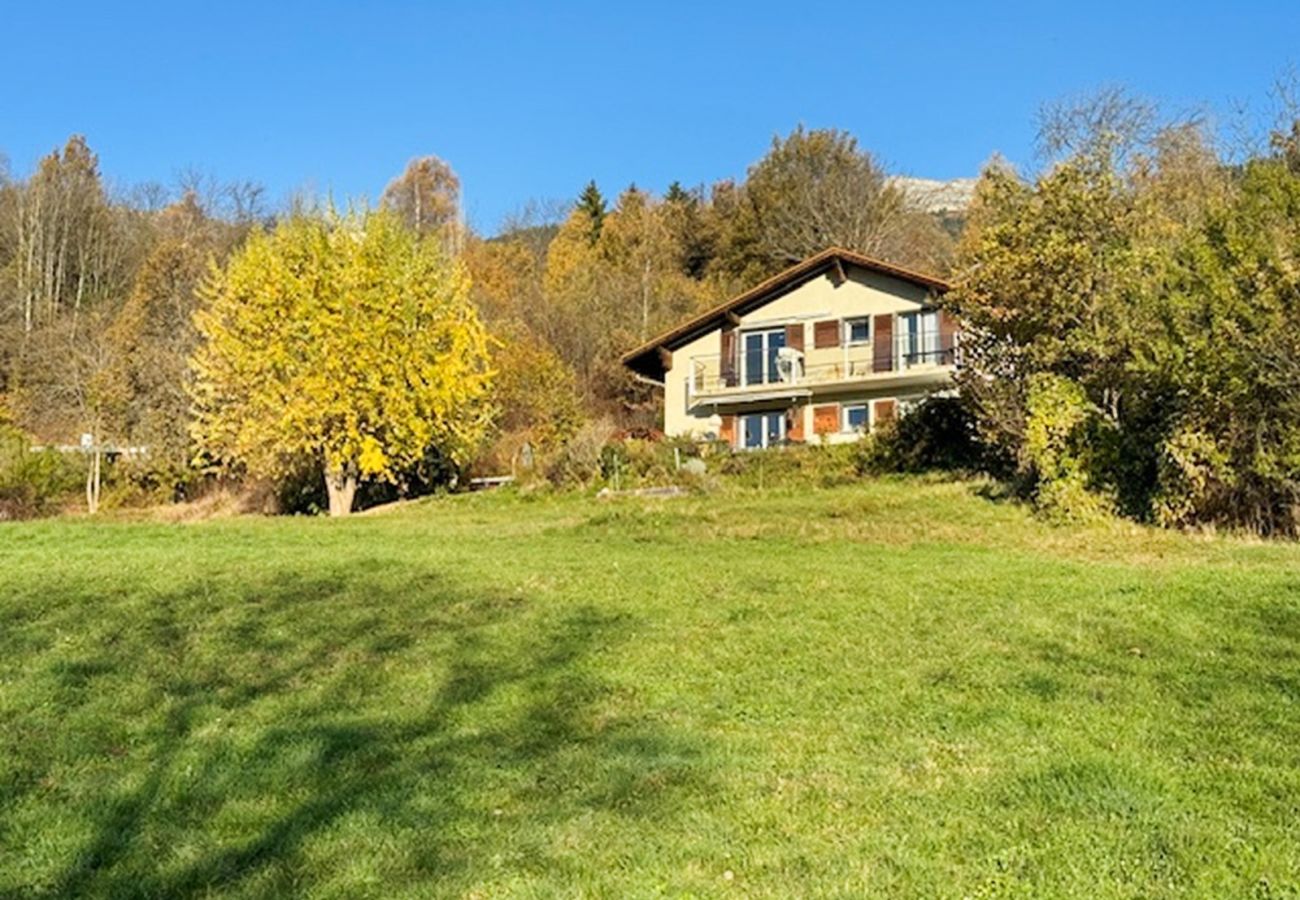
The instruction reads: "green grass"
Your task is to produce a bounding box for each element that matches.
[2,477,1299,897]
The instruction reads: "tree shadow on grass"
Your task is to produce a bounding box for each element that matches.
[13,563,706,897]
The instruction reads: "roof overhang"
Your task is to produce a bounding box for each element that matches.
[621,247,951,382]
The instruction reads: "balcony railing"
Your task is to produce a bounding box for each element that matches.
[688,330,957,400]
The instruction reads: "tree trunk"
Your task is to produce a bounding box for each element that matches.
[85,446,101,515]
[325,467,358,517]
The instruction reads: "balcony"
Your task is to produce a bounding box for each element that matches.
[687,330,957,407]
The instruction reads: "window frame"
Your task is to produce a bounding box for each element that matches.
[740,410,787,449]
[740,328,787,387]
[898,309,941,368]
[843,316,871,346]
[842,403,870,433]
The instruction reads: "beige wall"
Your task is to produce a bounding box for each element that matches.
[662,265,938,439]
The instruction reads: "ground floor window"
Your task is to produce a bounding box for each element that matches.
[740,411,785,449]
[842,403,869,432]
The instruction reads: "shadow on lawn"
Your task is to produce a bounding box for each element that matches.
[30,562,704,897]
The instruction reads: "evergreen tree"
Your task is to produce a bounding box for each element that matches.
[575,180,607,245]
[663,181,692,206]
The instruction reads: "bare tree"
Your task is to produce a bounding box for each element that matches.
[741,127,911,270]
[1036,86,1162,170]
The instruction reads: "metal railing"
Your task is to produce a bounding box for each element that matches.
[688,330,957,399]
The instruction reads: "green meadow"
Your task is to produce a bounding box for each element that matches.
[3,478,1299,897]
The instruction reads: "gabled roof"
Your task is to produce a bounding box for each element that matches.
[621,247,951,382]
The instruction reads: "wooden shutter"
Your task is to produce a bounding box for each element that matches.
[785,322,804,352]
[719,414,736,446]
[874,399,897,426]
[813,403,839,435]
[787,404,805,442]
[938,309,957,364]
[720,325,737,387]
[872,314,894,372]
[813,319,840,349]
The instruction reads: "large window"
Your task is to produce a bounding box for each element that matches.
[898,310,940,368]
[740,411,786,449]
[741,328,786,385]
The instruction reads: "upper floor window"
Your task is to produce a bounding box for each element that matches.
[898,310,940,368]
[844,317,870,345]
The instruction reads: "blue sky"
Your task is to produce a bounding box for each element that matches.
[2,1,1296,233]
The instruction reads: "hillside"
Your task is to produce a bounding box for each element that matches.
[2,478,1298,897]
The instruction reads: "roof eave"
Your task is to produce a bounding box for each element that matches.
[619,247,952,373]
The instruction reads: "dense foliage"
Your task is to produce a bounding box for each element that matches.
[5,95,1300,534]
[191,209,493,516]
[952,99,1300,534]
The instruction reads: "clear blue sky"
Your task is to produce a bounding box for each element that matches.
[2,1,1296,233]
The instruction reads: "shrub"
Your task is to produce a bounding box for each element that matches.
[856,396,983,475]
[540,420,619,488]
[719,443,859,489]
[1022,374,1115,522]
[0,424,82,519]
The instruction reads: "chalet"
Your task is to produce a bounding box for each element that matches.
[621,248,957,449]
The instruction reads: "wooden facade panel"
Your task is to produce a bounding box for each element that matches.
[720,325,737,387]
[813,403,839,435]
[874,398,897,424]
[938,309,957,364]
[787,404,805,442]
[785,322,805,353]
[719,414,736,445]
[813,319,840,349]
[872,314,894,372]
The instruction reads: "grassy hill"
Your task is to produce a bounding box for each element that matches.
[3,478,1299,897]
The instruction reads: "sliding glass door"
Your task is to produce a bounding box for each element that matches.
[740,411,786,449]
[899,310,940,369]
[742,329,786,386]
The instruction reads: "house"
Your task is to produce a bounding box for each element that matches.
[621,247,957,449]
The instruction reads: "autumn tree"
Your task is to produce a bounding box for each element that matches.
[718,127,948,282]
[952,86,1300,534]
[103,194,220,488]
[3,136,132,332]
[191,208,493,516]
[381,156,461,240]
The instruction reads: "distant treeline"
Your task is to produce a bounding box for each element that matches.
[4,83,1300,532]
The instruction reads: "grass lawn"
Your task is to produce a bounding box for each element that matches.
[2,476,1299,897]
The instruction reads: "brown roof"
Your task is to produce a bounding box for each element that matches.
[621,247,951,381]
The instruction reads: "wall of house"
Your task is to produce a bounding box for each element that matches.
[662,265,938,439]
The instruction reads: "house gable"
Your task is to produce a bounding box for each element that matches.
[622,248,949,383]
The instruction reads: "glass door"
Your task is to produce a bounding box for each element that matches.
[742,329,786,386]
[740,411,786,449]
[900,311,939,369]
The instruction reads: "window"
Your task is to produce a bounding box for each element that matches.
[741,329,786,386]
[898,310,939,368]
[845,317,870,345]
[843,404,869,433]
[740,411,786,449]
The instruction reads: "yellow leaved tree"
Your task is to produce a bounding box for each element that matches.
[190,209,493,515]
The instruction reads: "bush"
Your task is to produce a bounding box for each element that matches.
[539,420,619,489]
[856,396,983,475]
[719,443,859,489]
[1021,375,1115,522]
[0,424,83,519]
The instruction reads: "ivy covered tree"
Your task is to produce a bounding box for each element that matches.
[191,208,493,516]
